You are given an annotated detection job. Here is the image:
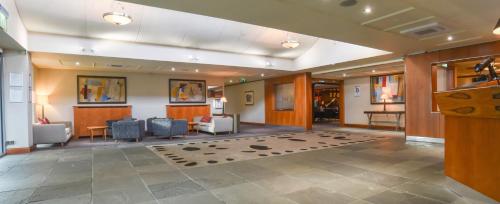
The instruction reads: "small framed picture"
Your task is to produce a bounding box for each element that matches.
[245,91,254,105]
[354,86,360,97]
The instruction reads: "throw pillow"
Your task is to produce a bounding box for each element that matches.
[200,116,212,123]
[38,117,50,124]
[43,117,50,124]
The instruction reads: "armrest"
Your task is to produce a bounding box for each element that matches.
[51,121,72,129]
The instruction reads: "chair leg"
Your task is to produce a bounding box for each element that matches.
[60,142,64,147]
[136,138,139,143]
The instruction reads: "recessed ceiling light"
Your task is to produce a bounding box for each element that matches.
[364,6,372,14]
[493,18,500,35]
[260,73,265,77]
[342,73,347,77]
[372,69,376,73]
[75,62,80,66]
[447,35,454,41]
[171,67,175,71]
[281,40,300,49]
[103,12,132,25]
[229,80,233,83]
[195,69,199,73]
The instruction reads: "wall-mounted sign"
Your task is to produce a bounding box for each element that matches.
[354,85,360,97]
[0,4,9,31]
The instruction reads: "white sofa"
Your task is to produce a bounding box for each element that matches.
[193,116,233,135]
[33,121,72,146]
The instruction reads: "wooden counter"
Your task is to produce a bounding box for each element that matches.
[434,86,500,201]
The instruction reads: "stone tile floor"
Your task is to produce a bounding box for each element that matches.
[0,128,497,204]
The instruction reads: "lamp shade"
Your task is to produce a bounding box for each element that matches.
[220,96,228,103]
[494,18,500,35]
[37,94,49,105]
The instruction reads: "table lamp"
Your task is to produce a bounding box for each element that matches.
[37,94,49,118]
[380,93,389,111]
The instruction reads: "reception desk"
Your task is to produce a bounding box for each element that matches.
[434,86,500,201]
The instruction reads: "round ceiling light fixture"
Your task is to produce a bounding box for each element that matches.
[281,40,300,49]
[493,18,500,35]
[103,11,132,25]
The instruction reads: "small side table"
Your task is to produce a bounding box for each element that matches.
[188,122,199,135]
[87,126,108,142]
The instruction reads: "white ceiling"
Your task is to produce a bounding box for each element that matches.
[15,0,322,59]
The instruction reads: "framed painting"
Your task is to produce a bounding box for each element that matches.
[169,79,207,103]
[274,83,295,111]
[77,75,127,104]
[245,91,254,105]
[370,73,405,104]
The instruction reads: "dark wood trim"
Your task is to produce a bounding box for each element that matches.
[73,105,131,108]
[344,123,405,131]
[6,145,36,154]
[77,75,127,104]
[168,79,207,104]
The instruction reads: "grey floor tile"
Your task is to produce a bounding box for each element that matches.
[93,176,146,192]
[254,175,314,195]
[0,188,34,204]
[211,183,296,204]
[148,180,205,200]
[397,182,461,203]
[158,191,224,204]
[317,177,388,199]
[28,180,91,203]
[285,187,355,204]
[184,166,246,189]
[29,193,91,204]
[364,190,442,204]
[139,170,189,186]
[352,170,409,187]
[92,187,156,204]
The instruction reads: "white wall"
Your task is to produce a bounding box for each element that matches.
[35,68,222,125]
[2,51,33,148]
[344,77,405,127]
[224,80,265,124]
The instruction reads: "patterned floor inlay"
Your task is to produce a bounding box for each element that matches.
[148,130,387,168]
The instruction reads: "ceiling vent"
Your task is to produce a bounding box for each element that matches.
[400,22,449,38]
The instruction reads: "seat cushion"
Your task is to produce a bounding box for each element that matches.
[65,128,71,135]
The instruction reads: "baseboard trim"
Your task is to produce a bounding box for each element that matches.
[343,123,405,131]
[240,122,266,126]
[406,136,444,144]
[6,145,36,154]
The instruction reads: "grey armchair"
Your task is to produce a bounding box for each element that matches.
[148,118,188,139]
[33,121,72,147]
[111,120,145,142]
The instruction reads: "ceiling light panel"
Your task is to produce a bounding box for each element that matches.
[363,9,433,32]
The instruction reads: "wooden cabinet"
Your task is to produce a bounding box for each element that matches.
[166,105,210,122]
[73,106,132,139]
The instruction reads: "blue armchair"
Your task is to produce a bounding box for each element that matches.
[112,120,145,142]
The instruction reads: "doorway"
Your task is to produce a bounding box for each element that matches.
[312,82,341,126]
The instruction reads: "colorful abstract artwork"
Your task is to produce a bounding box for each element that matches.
[275,83,295,110]
[169,79,206,103]
[370,73,405,104]
[77,76,127,104]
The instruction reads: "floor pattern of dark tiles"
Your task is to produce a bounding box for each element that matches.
[0,127,497,204]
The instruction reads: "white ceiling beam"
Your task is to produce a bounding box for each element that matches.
[27,32,296,71]
[361,7,415,26]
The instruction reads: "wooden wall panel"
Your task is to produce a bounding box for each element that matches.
[444,116,500,201]
[73,106,132,139]
[405,41,500,138]
[265,73,312,130]
[166,105,210,122]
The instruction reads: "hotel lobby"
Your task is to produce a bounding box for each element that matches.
[0,0,499,203]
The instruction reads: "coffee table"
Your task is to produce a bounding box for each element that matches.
[87,126,108,142]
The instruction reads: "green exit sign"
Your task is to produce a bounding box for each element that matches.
[0,4,9,31]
